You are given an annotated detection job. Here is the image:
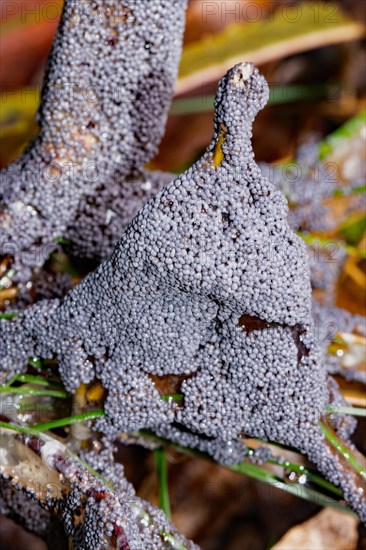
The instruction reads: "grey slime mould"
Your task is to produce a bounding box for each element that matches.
[1,63,365,521]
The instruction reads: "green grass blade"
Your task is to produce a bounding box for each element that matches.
[11,373,64,388]
[32,410,105,431]
[229,461,352,514]
[320,422,366,478]
[160,394,184,402]
[319,108,366,160]
[0,410,104,434]
[138,430,349,512]
[154,447,172,519]
[28,357,43,370]
[170,85,328,115]
[0,386,69,398]
[0,312,18,319]
[0,420,38,435]
[326,406,366,417]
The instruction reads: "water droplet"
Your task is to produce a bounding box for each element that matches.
[141,516,149,527]
[141,180,152,191]
[284,470,297,483]
[284,469,308,485]
[105,209,117,225]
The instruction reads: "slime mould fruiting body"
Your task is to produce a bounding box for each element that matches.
[66,170,175,262]
[312,301,366,384]
[1,64,365,520]
[0,431,197,549]
[260,145,362,306]
[0,0,187,277]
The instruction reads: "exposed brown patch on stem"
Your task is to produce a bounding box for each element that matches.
[149,373,192,397]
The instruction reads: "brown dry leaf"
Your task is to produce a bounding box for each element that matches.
[272,507,358,550]
[0,1,61,90]
[177,2,365,95]
[184,0,272,44]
